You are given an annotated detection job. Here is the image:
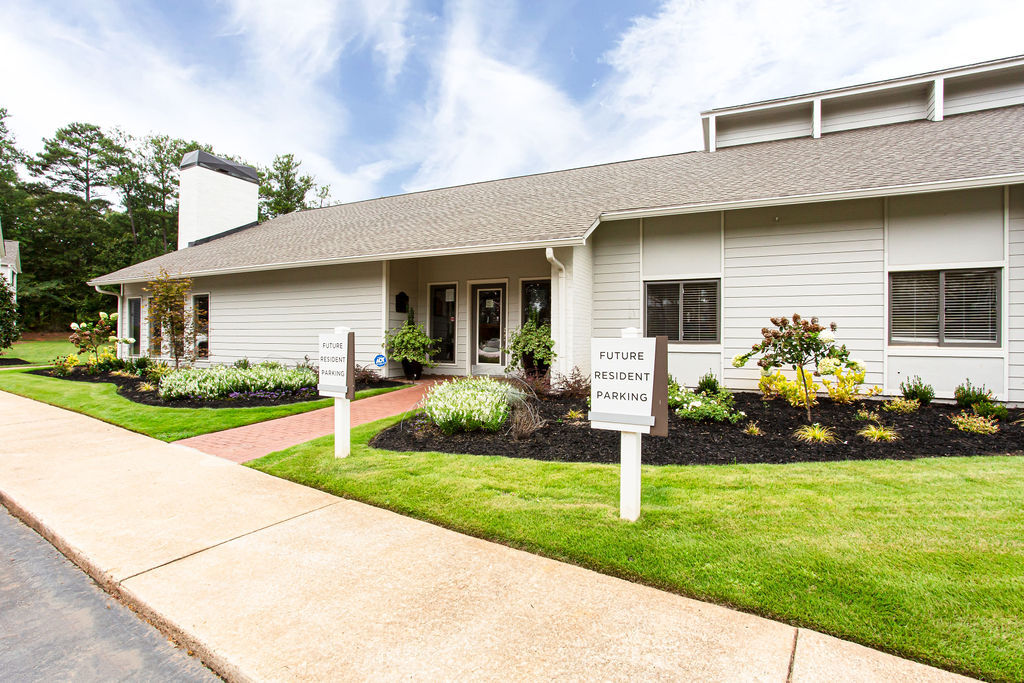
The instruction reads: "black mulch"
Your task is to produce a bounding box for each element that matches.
[0,358,29,366]
[30,368,407,409]
[370,392,1024,466]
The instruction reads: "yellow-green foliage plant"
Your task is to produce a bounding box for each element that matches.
[883,397,920,414]
[820,366,882,405]
[759,370,820,410]
[949,412,999,435]
[858,424,899,442]
[743,421,763,436]
[793,423,837,444]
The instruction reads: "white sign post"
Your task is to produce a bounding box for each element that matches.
[589,328,667,521]
[318,327,355,458]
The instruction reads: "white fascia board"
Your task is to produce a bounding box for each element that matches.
[88,236,586,286]
[700,55,1024,117]
[589,172,1024,231]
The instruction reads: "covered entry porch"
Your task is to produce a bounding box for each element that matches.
[383,248,568,378]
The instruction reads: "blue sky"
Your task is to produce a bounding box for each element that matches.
[1,0,1023,204]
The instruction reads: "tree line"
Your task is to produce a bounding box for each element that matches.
[0,107,330,330]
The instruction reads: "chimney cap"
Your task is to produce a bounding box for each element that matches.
[180,150,259,184]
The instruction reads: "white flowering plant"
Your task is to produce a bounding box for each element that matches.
[732,313,856,422]
[159,364,318,400]
[423,377,522,434]
[668,378,745,424]
[69,311,132,363]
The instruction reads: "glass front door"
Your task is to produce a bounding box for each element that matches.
[473,284,505,368]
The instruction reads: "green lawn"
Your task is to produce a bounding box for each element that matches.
[3,339,78,365]
[249,417,1024,682]
[0,368,406,441]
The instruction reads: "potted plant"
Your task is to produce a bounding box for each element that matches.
[383,308,438,380]
[505,312,556,375]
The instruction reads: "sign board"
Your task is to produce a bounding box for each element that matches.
[588,336,668,435]
[318,331,355,400]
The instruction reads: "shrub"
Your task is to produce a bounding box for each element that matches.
[138,382,157,392]
[69,311,133,362]
[882,397,920,414]
[553,366,590,399]
[670,384,745,424]
[507,391,545,440]
[899,375,934,405]
[159,364,318,400]
[353,364,381,385]
[233,358,252,369]
[733,313,857,422]
[384,308,437,366]
[0,275,19,357]
[793,423,837,444]
[423,377,519,434]
[760,370,819,410]
[695,370,720,396]
[86,349,122,374]
[124,356,151,376]
[743,421,762,436]
[954,380,992,409]
[258,360,284,370]
[145,361,173,383]
[854,407,881,422]
[949,411,999,435]
[858,424,899,442]
[51,354,79,377]
[820,366,871,404]
[972,400,1009,421]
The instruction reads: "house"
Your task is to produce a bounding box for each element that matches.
[0,220,20,300]
[91,55,1024,402]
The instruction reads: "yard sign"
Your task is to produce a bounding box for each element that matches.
[589,328,667,521]
[318,328,355,458]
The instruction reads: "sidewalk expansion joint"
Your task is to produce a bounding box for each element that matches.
[116,500,342,584]
[786,628,799,682]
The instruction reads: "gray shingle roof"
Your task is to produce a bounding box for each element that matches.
[92,106,1024,285]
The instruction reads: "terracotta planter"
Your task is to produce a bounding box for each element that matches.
[401,359,423,380]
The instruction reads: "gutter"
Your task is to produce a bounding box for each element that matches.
[545,248,567,376]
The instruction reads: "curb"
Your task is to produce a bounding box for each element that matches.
[0,488,248,683]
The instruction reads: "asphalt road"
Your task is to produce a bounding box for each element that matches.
[0,505,218,682]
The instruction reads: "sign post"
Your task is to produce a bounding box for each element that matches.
[318,327,356,458]
[589,328,668,521]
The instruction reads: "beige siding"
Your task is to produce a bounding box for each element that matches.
[1009,185,1024,401]
[888,188,1004,266]
[642,212,720,278]
[386,258,420,377]
[715,102,812,148]
[570,243,593,375]
[722,199,886,390]
[820,85,929,134]
[591,219,641,338]
[944,67,1024,116]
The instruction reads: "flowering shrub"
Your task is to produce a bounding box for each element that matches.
[669,382,745,423]
[69,311,134,362]
[159,365,318,400]
[423,377,520,434]
[733,313,855,422]
[51,354,79,377]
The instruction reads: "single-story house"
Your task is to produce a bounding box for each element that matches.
[0,225,20,300]
[92,55,1024,402]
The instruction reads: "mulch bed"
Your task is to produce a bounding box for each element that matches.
[370,392,1024,466]
[0,358,29,366]
[31,368,407,409]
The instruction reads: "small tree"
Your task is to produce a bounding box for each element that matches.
[144,268,194,368]
[733,313,859,423]
[0,276,19,357]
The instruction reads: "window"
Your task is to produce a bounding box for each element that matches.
[193,294,210,359]
[890,269,999,345]
[429,284,456,363]
[127,298,141,356]
[521,279,551,326]
[147,299,161,356]
[645,279,719,343]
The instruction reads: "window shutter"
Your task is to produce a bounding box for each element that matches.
[890,271,939,343]
[681,280,718,342]
[646,283,680,340]
[943,269,998,343]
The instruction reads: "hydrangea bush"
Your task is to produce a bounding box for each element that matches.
[159,364,318,400]
[423,377,521,434]
[668,376,745,423]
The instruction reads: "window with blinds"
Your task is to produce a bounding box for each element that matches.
[889,268,999,346]
[645,279,719,343]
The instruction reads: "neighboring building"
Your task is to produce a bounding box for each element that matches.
[92,56,1024,401]
[0,222,20,301]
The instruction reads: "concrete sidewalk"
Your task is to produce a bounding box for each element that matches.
[0,390,970,682]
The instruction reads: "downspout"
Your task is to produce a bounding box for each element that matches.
[94,284,122,358]
[545,248,566,375]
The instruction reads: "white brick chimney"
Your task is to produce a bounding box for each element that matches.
[178,151,259,250]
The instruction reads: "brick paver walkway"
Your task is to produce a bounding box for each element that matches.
[175,381,437,463]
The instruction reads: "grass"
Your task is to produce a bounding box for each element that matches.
[0,368,407,441]
[248,416,1024,682]
[2,339,78,365]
